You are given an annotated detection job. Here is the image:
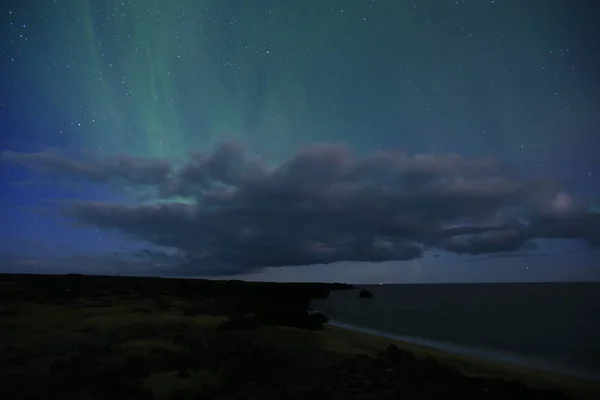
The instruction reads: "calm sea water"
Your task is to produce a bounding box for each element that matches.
[311,283,600,381]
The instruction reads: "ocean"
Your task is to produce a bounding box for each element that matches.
[311,282,600,381]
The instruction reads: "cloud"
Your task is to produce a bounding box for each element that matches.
[439,228,532,255]
[466,251,550,262]
[3,141,598,275]
[531,209,600,246]
[15,254,177,276]
[2,149,172,187]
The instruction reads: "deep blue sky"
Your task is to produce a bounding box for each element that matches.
[1,0,599,282]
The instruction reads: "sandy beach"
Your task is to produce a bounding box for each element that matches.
[313,325,600,400]
[233,320,600,399]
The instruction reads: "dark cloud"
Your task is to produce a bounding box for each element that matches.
[467,251,549,262]
[439,228,531,255]
[0,251,172,276]
[2,149,172,187]
[3,142,597,275]
[531,209,600,246]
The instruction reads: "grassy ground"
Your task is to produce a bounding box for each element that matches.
[0,297,228,399]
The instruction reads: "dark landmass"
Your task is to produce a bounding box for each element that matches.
[0,274,350,330]
[0,273,588,399]
[358,288,374,298]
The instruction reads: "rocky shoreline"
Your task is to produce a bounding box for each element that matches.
[0,273,574,399]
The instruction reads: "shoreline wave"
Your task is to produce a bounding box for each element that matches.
[326,319,600,383]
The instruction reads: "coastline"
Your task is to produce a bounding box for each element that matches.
[316,322,600,400]
[326,320,600,382]
[2,273,599,399]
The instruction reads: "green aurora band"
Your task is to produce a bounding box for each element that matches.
[13,0,582,167]
[27,0,364,159]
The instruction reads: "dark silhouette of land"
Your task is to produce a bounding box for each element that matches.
[0,273,596,399]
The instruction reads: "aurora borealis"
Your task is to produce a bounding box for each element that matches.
[1,0,599,282]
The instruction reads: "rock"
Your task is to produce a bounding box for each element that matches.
[178,369,191,378]
[218,315,260,330]
[78,339,115,355]
[180,304,208,316]
[213,298,251,318]
[423,355,439,367]
[0,307,19,317]
[123,356,152,378]
[308,312,329,324]
[100,378,152,399]
[49,358,68,373]
[358,289,373,298]
[380,344,415,363]
[201,383,219,398]
[331,282,355,290]
[298,313,329,330]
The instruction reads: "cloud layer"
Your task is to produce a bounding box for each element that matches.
[3,142,598,275]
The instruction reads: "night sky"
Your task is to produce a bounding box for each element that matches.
[1,0,599,283]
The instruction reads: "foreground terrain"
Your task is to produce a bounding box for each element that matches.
[0,273,597,399]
